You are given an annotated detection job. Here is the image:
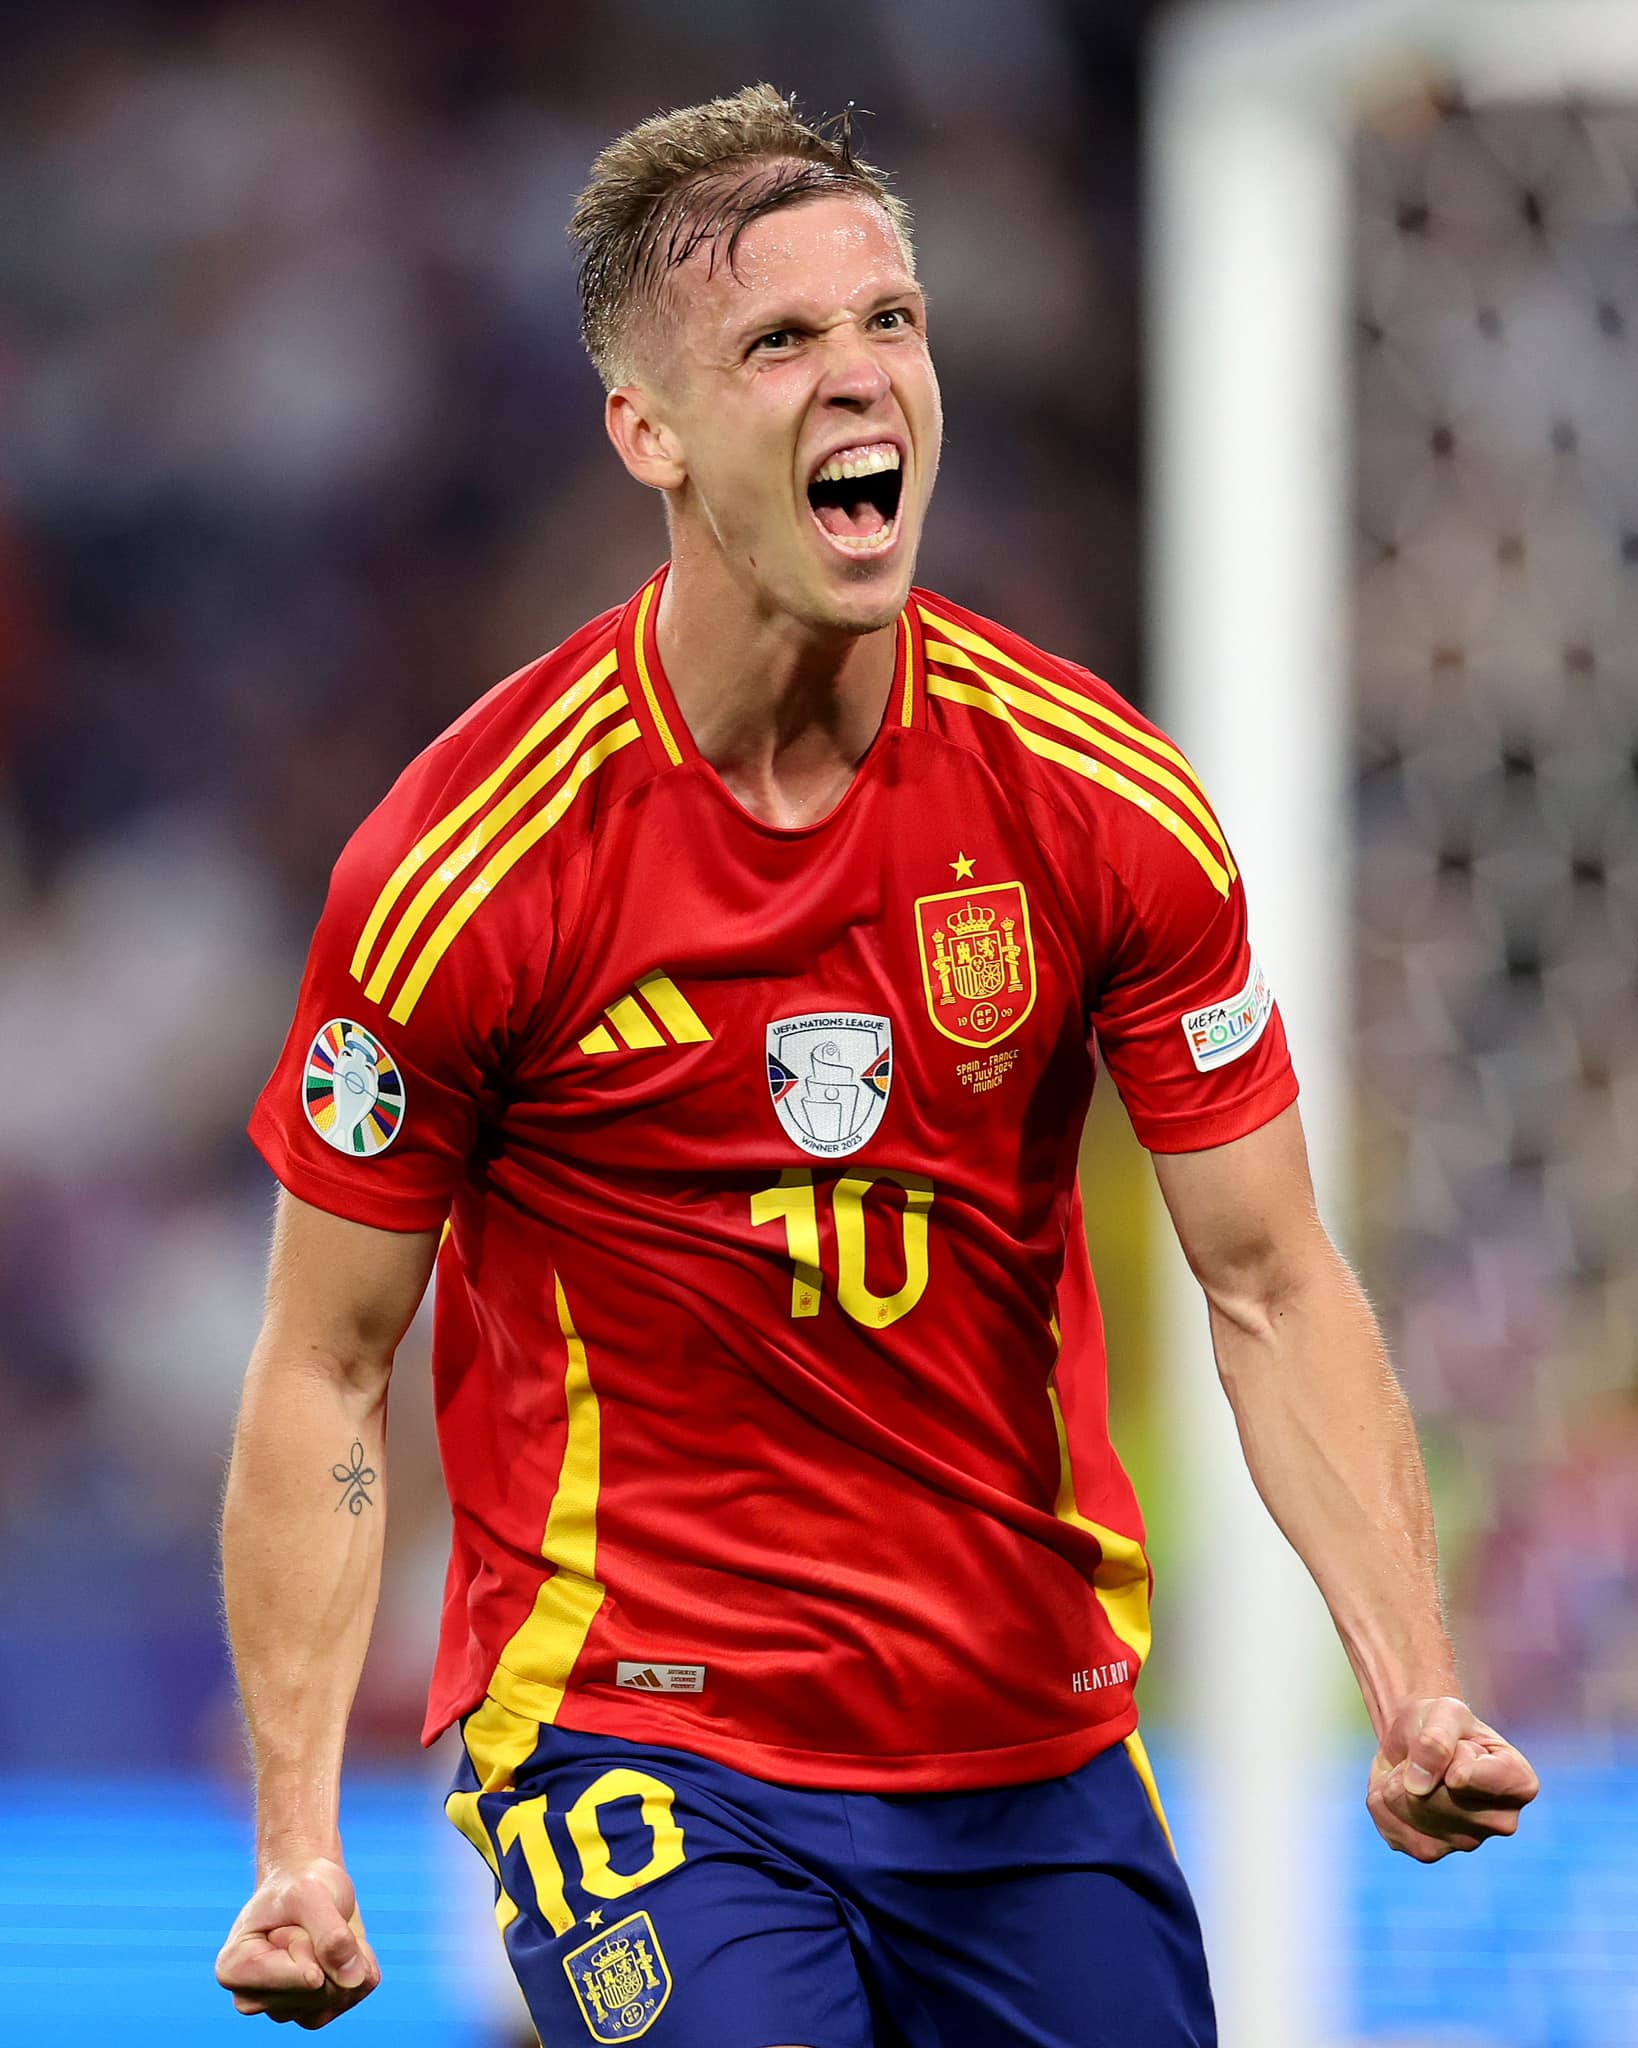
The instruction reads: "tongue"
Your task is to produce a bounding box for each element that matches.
[814,495,886,538]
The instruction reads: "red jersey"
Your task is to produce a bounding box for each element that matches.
[252,568,1296,1791]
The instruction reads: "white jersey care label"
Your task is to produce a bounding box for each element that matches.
[1180,955,1274,1073]
[616,1662,707,1694]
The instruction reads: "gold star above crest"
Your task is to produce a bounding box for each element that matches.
[586,1909,605,1928]
[950,851,976,879]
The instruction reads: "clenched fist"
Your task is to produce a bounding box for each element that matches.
[217,1857,380,2029]
[1368,1696,1539,1863]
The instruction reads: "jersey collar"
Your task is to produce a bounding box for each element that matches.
[616,565,924,775]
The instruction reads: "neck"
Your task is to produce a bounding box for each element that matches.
[655,543,900,829]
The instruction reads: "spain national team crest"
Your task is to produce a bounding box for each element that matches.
[766,1012,893,1158]
[303,1019,405,1157]
[914,881,1037,1048]
[562,1910,673,2041]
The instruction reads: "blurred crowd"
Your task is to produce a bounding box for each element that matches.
[0,0,1151,1768]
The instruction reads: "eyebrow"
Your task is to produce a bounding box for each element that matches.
[728,282,925,348]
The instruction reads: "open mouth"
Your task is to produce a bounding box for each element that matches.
[806,441,904,555]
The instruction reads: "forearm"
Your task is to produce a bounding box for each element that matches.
[1206,1231,1457,1735]
[222,1344,388,1873]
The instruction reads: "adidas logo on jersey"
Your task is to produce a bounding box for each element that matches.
[579,971,711,1056]
[615,1661,707,1693]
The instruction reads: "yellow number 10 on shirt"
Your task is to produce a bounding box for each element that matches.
[750,1168,935,1327]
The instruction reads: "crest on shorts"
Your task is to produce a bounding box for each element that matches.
[562,1910,673,2041]
[303,1019,404,1157]
[766,1012,893,1158]
[914,881,1037,1048]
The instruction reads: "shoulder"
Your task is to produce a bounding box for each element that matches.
[912,586,1238,904]
[328,600,647,1027]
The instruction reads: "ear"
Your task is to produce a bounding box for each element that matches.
[605,385,687,493]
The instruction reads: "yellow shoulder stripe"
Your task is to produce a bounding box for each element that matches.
[349,650,619,982]
[925,639,1233,873]
[928,674,1232,896]
[388,722,640,1022]
[363,685,629,1003]
[919,607,1213,801]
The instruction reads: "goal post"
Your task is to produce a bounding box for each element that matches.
[1146,3,1638,2042]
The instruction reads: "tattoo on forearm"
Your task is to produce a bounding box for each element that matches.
[332,1441,377,1515]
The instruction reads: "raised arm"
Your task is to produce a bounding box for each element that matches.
[216,1190,438,2025]
[1151,1103,1538,1861]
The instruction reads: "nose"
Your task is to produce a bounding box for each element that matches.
[817,322,890,409]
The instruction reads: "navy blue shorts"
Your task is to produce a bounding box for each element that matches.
[446,1713,1215,2048]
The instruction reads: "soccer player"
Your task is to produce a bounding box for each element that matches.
[216,85,1537,2045]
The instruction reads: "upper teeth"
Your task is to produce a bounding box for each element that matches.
[812,444,901,485]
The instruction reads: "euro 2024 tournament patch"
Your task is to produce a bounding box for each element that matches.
[766,1012,892,1158]
[303,1018,405,1156]
[1180,956,1273,1073]
[562,1910,673,2041]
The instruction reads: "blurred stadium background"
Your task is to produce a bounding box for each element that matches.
[0,1,1633,2041]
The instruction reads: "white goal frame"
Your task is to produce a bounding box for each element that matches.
[1147,3,1638,2042]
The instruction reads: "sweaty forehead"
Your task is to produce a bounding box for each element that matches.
[673,193,913,347]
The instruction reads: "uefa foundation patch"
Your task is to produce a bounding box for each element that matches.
[304,1019,405,1156]
[1180,957,1274,1073]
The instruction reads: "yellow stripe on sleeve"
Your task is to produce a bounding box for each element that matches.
[919,607,1217,809]
[926,640,1233,870]
[365,686,629,1003]
[927,676,1232,896]
[631,577,682,767]
[388,722,639,1022]
[636,971,710,1043]
[349,651,619,983]
[487,1272,608,1728]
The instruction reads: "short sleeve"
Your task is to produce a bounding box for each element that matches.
[250,762,533,1232]
[1091,818,1297,1154]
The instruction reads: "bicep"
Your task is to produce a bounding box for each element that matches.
[256,1189,439,1391]
[1151,1103,1327,1300]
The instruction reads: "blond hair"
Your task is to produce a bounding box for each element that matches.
[570,83,913,388]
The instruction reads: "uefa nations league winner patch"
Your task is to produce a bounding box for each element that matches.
[303,1019,405,1156]
[766,1012,893,1158]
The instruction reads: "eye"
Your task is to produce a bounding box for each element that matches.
[749,328,798,355]
[870,307,915,333]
